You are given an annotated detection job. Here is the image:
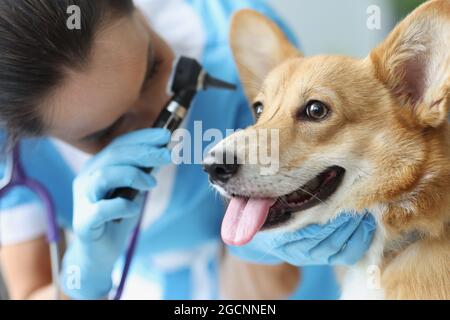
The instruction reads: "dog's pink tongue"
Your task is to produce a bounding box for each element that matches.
[222,197,276,246]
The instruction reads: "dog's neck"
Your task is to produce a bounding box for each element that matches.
[382,229,421,260]
[364,124,450,270]
[381,125,450,239]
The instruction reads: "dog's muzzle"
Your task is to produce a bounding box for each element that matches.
[203,151,240,184]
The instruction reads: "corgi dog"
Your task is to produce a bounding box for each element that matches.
[204,0,450,300]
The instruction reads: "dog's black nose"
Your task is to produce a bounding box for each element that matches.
[203,153,240,183]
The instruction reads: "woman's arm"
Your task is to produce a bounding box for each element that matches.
[220,250,300,300]
[0,236,55,300]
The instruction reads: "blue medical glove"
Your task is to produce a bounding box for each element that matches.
[61,129,172,300]
[228,212,376,266]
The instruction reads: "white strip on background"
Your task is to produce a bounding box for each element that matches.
[191,241,218,300]
[141,164,178,230]
[0,203,47,245]
[135,0,206,60]
[50,139,90,174]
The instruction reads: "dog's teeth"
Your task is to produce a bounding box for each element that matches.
[284,190,308,203]
[294,190,304,197]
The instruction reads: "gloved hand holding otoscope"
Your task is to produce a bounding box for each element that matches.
[61,56,236,300]
[105,56,236,202]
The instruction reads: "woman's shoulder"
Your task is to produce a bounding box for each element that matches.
[0,137,76,231]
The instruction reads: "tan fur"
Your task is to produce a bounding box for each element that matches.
[381,225,450,299]
[221,0,450,300]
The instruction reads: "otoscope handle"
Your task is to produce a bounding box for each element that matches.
[104,99,188,202]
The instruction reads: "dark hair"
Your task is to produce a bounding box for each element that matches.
[0,0,134,144]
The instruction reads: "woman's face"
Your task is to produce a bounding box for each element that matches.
[46,9,175,154]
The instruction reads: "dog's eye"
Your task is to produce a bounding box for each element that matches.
[253,102,264,119]
[300,100,330,121]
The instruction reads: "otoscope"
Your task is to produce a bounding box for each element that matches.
[104,56,236,201]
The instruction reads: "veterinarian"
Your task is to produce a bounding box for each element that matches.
[0,0,376,300]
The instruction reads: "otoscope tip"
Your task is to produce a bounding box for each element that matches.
[204,74,237,91]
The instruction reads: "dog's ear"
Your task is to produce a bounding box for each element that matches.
[230,9,300,100]
[370,0,450,128]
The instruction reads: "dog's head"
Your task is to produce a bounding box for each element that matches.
[204,1,450,246]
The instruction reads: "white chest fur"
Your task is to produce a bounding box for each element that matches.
[340,209,387,300]
[340,265,385,300]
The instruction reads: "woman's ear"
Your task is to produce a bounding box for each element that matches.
[229,9,300,100]
[370,0,450,128]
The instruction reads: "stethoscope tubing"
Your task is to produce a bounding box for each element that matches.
[0,144,61,299]
[0,143,139,300]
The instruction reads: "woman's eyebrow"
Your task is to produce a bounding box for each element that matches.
[139,42,155,93]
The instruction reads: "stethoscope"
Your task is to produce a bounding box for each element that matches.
[0,144,62,299]
[0,142,143,300]
[0,56,236,300]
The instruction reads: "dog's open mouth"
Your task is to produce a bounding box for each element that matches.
[222,166,345,246]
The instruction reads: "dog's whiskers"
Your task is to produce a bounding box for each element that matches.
[292,186,330,208]
[276,173,330,208]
